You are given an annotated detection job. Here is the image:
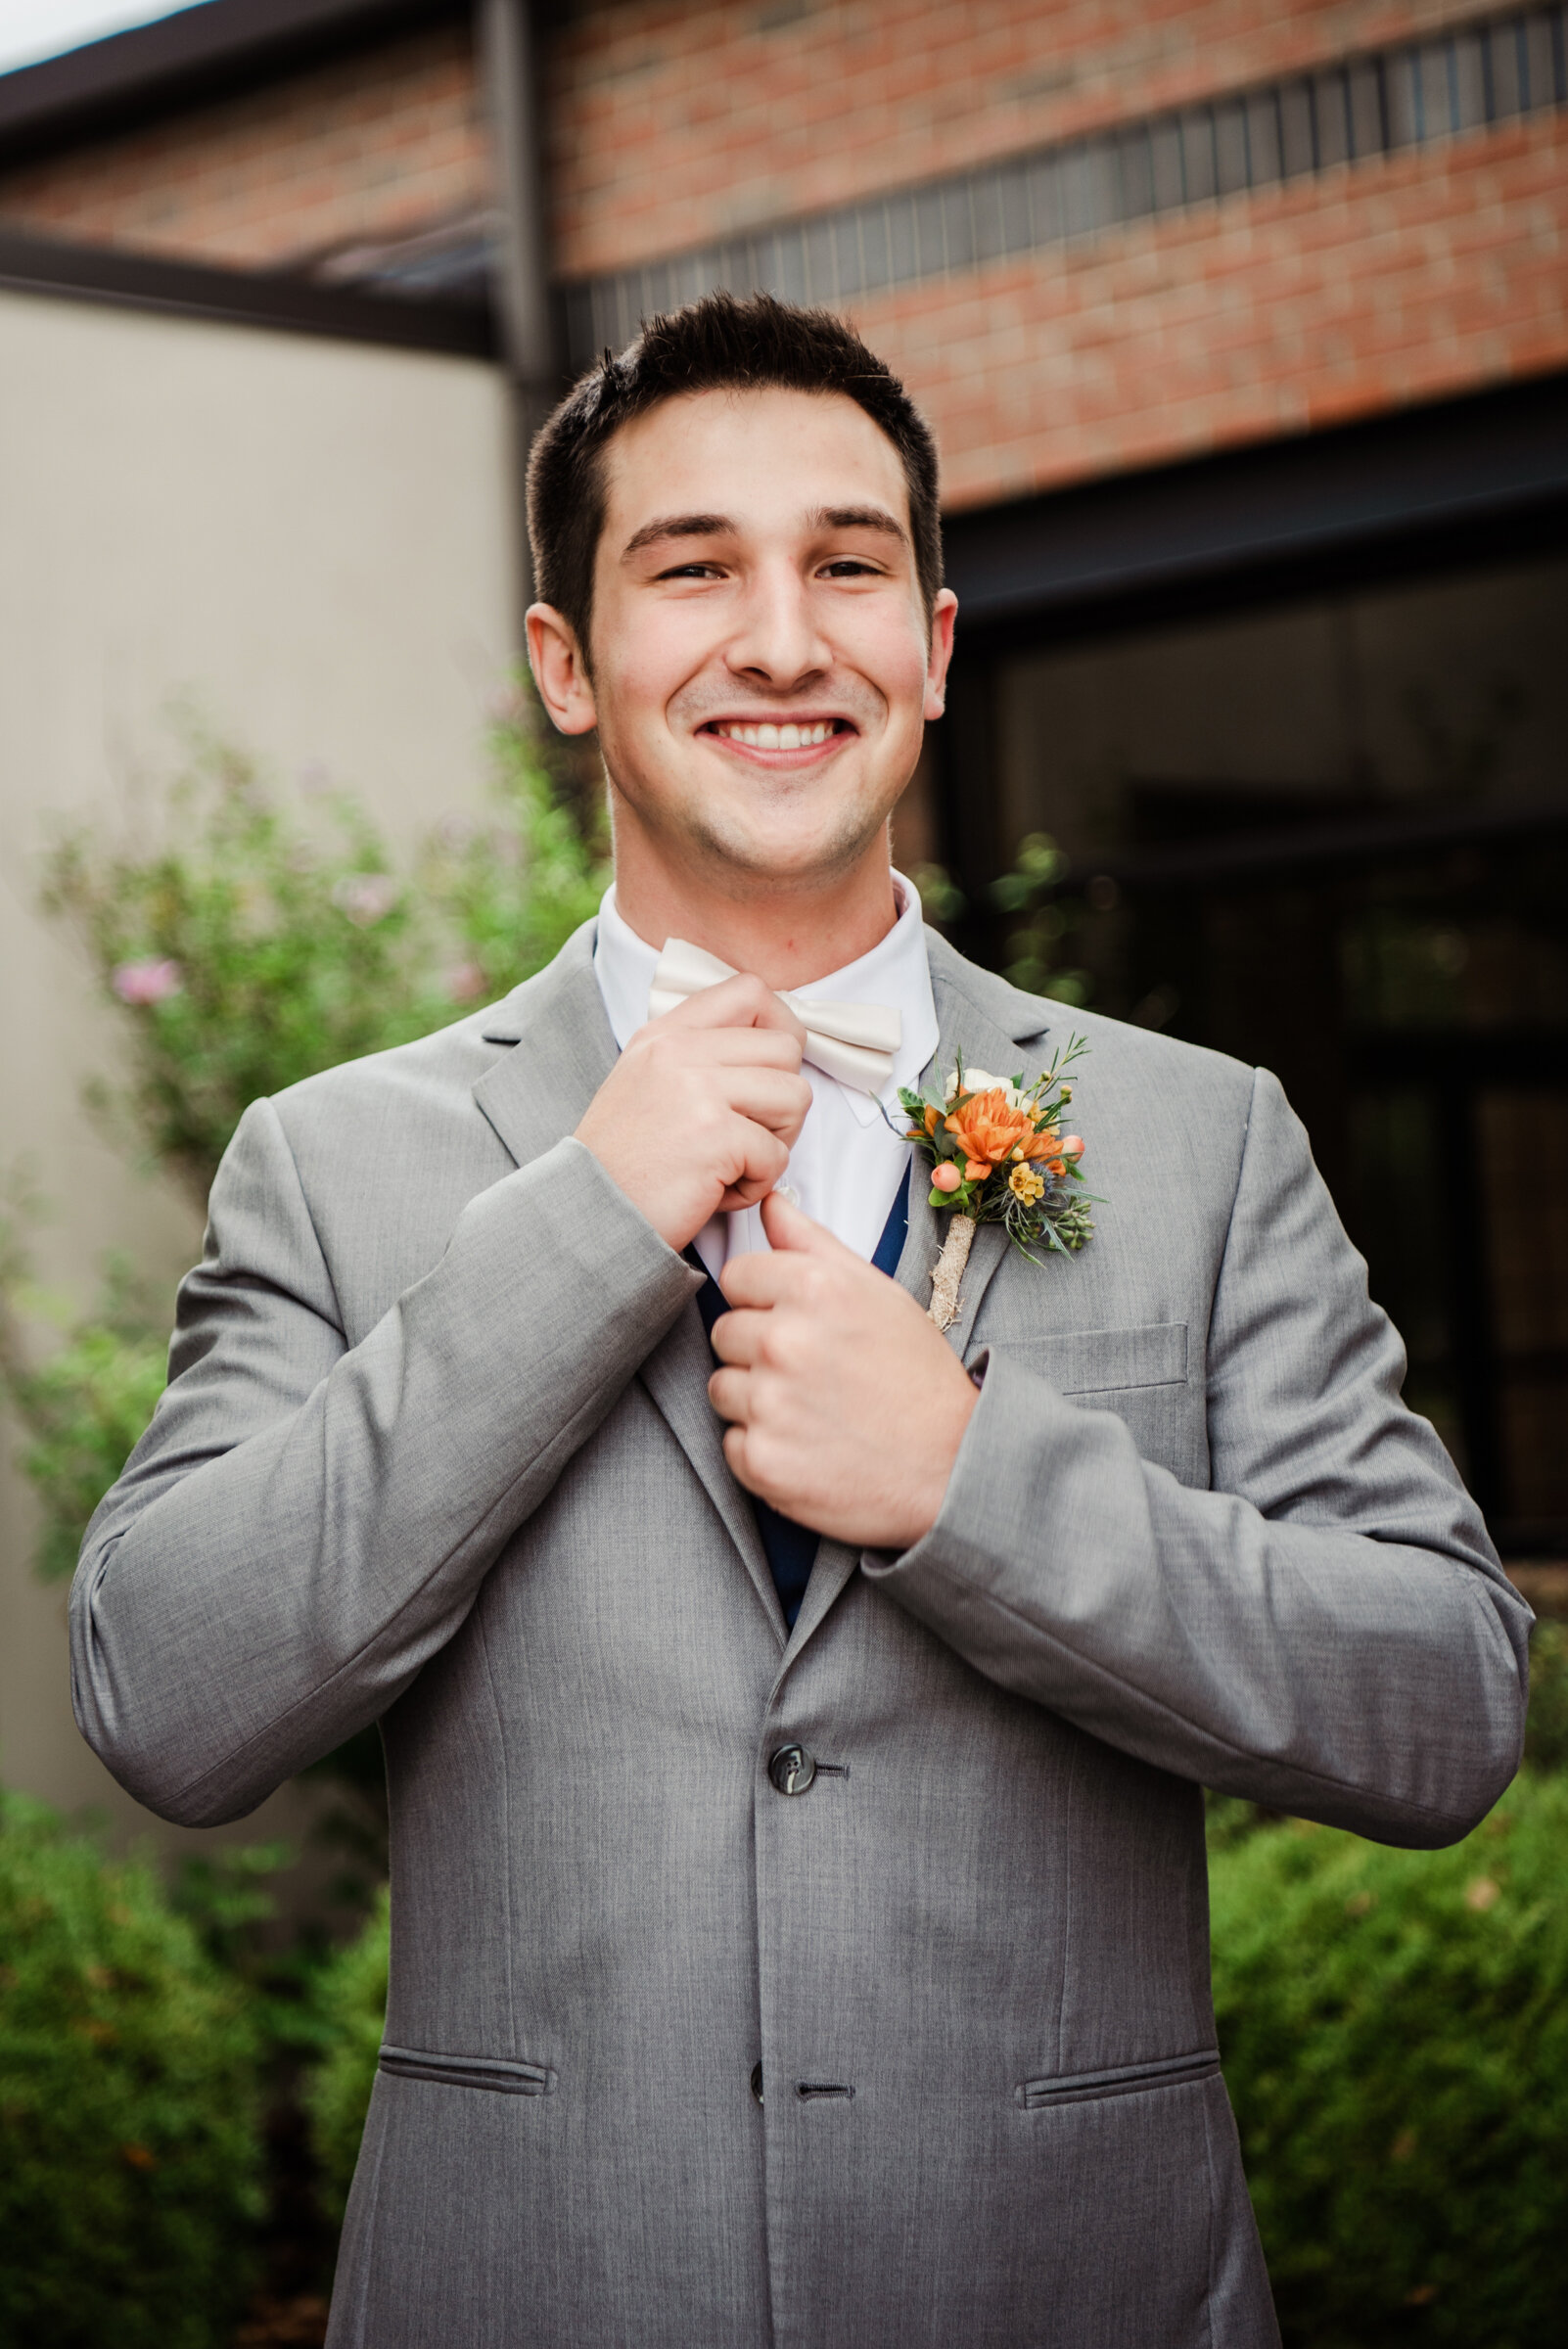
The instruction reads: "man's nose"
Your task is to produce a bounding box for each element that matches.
[725,564,832,688]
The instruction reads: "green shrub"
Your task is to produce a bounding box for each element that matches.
[2,697,608,1590]
[0,1251,168,1584]
[40,705,606,1205]
[990,830,1092,1002]
[300,1885,390,2225]
[1210,1768,1568,2348]
[0,1791,265,2348]
[1523,1616,1568,1773]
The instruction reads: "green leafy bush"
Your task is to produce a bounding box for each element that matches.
[2,699,607,1589]
[41,705,606,1203]
[1522,1616,1568,1773]
[0,1251,168,1583]
[1211,1768,1568,2348]
[0,1791,265,2348]
[990,831,1092,1002]
[300,1885,390,2225]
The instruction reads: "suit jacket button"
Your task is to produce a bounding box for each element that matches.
[768,1743,816,1795]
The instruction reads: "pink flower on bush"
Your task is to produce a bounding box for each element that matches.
[444,961,488,1004]
[112,957,182,1006]
[332,873,399,927]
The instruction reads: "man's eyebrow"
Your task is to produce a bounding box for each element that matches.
[810,504,908,544]
[622,513,734,559]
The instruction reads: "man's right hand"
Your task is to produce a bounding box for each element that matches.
[575,974,811,1252]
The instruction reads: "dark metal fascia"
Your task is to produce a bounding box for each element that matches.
[1045,796,1568,899]
[0,225,496,357]
[940,368,1568,633]
[0,0,464,163]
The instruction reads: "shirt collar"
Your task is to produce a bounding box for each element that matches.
[592,871,939,1119]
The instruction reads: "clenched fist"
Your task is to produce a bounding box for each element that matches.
[576,974,812,1252]
[709,1190,979,1551]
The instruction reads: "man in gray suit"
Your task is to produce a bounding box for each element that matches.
[72,295,1528,2348]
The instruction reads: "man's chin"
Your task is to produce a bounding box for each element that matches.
[683,816,891,896]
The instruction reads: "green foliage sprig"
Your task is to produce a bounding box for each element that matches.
[3,694,608,1589]
[0,1227,169,1584]
[0,1790,265,2348]
[300,1883,390,2227]
[992,831,1092,1003]
[40,701,607,1203]
[1210,1768,1568,2348]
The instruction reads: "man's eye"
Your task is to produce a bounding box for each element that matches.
[820,559,882,577]
[658,562,724,580]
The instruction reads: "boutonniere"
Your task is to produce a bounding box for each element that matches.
[899,1037,1095,1330]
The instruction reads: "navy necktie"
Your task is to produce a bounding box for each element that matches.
[691,1165,911,1629]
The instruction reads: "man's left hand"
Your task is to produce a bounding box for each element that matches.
[709,1190,979,1551]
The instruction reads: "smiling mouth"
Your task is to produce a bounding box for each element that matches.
[701,717,853,752]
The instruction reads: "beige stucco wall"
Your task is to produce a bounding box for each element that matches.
[0,283,516,1873]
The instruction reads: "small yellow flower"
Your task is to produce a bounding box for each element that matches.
[1008,1165,1045,1204]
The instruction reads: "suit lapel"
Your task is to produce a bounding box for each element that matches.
[903,936,1058,1356]
[639,1318,787,1647]
[470,924,616,1166]
[784,933,1055,1664]
[473,925,785,1646]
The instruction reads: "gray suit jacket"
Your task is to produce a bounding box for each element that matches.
[71,924,1529,2349]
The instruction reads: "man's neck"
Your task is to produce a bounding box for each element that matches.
[610,846,902,990]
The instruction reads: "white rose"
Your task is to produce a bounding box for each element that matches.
[949,1066,1008,1103]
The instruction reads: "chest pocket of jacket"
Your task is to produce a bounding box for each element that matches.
[978,1320,1188,1397]
[977,1320,1197,1482]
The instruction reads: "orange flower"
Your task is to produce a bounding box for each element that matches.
[1017,1122,1063,1162]
[945,1088,1031,1171]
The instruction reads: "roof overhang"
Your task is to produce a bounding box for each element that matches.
[0,0,465,163]
[942,367,1568,649]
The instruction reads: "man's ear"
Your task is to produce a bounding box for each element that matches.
[924,589,958,722]
[526,604,599,736]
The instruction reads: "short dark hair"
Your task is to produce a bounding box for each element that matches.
[526,291,943,662]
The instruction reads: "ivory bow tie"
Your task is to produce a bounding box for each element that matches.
[648,938,901,1094]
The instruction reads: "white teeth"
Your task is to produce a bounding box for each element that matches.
[715,719,839,747]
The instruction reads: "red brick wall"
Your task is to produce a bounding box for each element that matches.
[855,110,1568,507]
[548,0,1495,277]
[0,23,488,267]
[0,0,1561,507]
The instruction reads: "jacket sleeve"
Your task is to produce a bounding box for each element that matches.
[863,1066,1531,1846]
[69,1098,701,1827]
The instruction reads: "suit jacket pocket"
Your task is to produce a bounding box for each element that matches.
[1016,2047,1219,2110]
[983,1320,1188,1397]
[379,2044,557,2096]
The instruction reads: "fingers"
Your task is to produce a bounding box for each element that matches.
[717,1208,849,1304]
[654,972,808,1044]
[721,1422,758,1493]
[636,1025,806,1070]
[707,1364,752,1424]
[717,1245,814,1308]
[759,1187,844,1256]
[718,1068,813,1141]
[707,1306,767,1366]
[711,1122,792,1211]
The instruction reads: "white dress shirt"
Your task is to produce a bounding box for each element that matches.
[592,874,939,1282]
